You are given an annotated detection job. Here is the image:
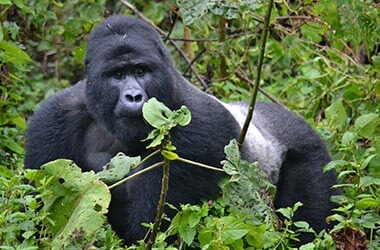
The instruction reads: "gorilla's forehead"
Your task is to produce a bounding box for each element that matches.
[91,36,163,66]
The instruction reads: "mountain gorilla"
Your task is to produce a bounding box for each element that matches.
[25,15,338,245]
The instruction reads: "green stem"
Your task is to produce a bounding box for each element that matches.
[132,149,161,170]
[238,0,275,146]
[218,17,227,78]
[108,161,164,190]
[176,157,224,172]
[146,158,170,249]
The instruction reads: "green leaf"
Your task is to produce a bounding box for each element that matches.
[0,0,12,4]
[72,45,86,64]
[325,100,347,130]
[29,159,111,248]
[172,105,192,126]
[245,224,266,248]
[356,198,380,209]
[180,227,196,246]
[145,131,165,148]
[293,221,310,229]
[1,137,24,154]
[96,153,140,183]
[220,216,250,244]
[360,176,380,187]
[161,150,179,160]
[11,116,26,130]
[0,41,32,64]
[0,23,3,41]
[142,98,173,129]
[301,24,323,43]
[223,139,241,176]
[354,113,380,138]
[324,160,348,172]
[276,207,291,220]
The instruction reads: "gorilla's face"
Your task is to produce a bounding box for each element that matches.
[84,16,177,150]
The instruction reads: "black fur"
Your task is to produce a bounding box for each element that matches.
[25,15,338,245]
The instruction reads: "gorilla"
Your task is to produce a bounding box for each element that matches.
[25,15,338,245]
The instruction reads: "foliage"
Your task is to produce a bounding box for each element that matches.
[323,100,380,248]
[96,153,141,184]
[25,160,111,249]
[0,0,379,249]
[142,97,191,159]
[177,0,264,24]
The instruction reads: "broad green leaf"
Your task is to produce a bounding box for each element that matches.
[179,226,196,246]
[245,224,266,248]
[0,41,32,64]
[325,100,347,130]
[96,153,140,183]
[354,113,379,138]
[29,159,111,248]
[142,97,172,129]
[220,216,250,244]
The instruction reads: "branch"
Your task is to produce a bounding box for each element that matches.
[234,68,288,110]
[238,0,275,146]
[146,159,170,249]
[183,48,206,75]
[108,161,164,190]
[176,157,224,172]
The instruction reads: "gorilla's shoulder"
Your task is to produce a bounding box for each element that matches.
[28,80,92,136]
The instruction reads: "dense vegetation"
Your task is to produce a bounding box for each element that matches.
[1,0,379,249]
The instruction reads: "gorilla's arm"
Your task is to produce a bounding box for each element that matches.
[25,81,121,172]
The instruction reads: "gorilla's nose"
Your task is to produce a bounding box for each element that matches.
[125,89,143,103]
[120,88,148,115]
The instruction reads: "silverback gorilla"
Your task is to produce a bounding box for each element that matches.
[25,15,338,245]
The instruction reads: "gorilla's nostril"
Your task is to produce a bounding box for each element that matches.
[125,93,143,103]
[125,94,134,102]
[135,94,142,102]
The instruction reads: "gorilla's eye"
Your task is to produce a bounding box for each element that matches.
[134,67,145,78]
[113,70,124,80]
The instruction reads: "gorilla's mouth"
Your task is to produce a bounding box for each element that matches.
[114,103,144,119]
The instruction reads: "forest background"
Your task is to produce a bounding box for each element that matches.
[0,0,379,249]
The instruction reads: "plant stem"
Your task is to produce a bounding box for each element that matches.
[218,17,227,78]
[146,158,170,249]
[108,161,164,190]
[176,157,225,172]
[238,0,274,146]
[132,149,161,170]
